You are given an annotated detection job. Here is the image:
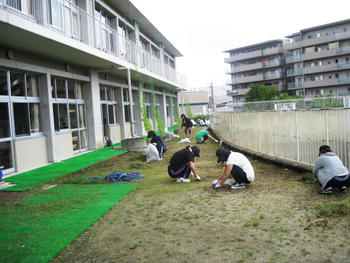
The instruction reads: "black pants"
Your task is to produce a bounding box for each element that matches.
[231,165,250,184]
[201,135,209,143]
[325,174,350,188]
[168,163,191,179]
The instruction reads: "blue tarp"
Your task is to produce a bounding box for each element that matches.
[105,172,144,183]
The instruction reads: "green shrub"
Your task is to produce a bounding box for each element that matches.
[139,99,152,132]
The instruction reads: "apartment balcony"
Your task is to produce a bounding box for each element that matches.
[264,72,281,80]
[263,60,282,68]
[234,62,263,73]
[304,78,338,88]
[302,48,337,61]
[225,50,263,63]
[286,55,302,64]
[284,41,302,50]
[303,64,337,75]
[338,77,350,84]
[0,0,186,87]
[337,46,350,55]
[301,31,350,47]
[227,88,250,96]
[287,82,304,90]
[234,74,264,84]
[287,68,303,76]
[262,47,284,56]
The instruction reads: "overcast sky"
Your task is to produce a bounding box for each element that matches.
[130,0,349,90]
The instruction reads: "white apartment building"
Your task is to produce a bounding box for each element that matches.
[285,19,350,97]
[224,40,286,102]
[0,0,186,174]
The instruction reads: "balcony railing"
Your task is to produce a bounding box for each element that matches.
[287,68,303,76]
[338,77,350,84]
[264,72,281,80]
[287,82,304,90]
[286,55,302,63]
[0,0,186,87]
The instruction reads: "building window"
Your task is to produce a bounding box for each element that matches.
[100,86,118,129]
[6,0,21,10]
[49,0,63,29]
[335,73,339,78]
[124,104,130,122]
[52,78,86,144]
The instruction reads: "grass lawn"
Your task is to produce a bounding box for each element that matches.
[49,127,350,263]
[0,184,137,263]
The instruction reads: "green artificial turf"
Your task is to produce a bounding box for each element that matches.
[2,146,127,192]
[0,184,137,263]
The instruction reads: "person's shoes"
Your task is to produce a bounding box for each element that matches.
[212,179,218,186]
[176,177,191,183]
[224,179,231,185]
[340,186,347,192]
[231,183,246,189]
[214,183,222,189]
[319,187,333,194]
[195,176,201,181]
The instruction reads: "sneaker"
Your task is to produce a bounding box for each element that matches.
[231,183,246,189]
[224,179,231,185]
[212,179,218,186]
[195,176,201,181]
[319,187,333,194]
[340,186,347,192]
[176,177,191,183]
[214,183,222,189]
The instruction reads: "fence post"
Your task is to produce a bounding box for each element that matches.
[295,110,300,162]
[325,110,329,145]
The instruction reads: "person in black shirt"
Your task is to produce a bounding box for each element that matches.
[168,145,201,183]
[147,130,167,159]
[180,114,193,138]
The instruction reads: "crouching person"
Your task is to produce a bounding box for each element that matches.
[147,130,167,159]
[168,146,201,183]
[195,128,219,144]
[213,148,254,189]
[313,145,350,194]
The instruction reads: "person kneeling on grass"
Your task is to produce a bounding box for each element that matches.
[195,128,219,144]
[147,130,167,159]
[313,145,350,194]
[168,146,201,183]
[212,148,254,189]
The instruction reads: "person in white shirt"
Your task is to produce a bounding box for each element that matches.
[212,148,255,189]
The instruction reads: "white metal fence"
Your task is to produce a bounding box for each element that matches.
[211,108,350,170]
[225,96,350,112]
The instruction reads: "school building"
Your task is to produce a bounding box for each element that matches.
[0,0,186,175]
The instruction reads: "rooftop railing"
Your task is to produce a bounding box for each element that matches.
[0,0,187,88]
[226,96,350,112]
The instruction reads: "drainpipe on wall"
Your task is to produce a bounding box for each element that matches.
[117,67,134,138]
[127,67,135,138]
[181,88,185,114]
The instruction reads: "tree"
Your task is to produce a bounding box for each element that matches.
[245,84,280,102]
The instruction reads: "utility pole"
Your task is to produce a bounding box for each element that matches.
[210,82,214,112]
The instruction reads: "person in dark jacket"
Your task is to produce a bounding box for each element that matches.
[147,130,167,159]
[180,114,193,138]
[313,145,350,194]
[168,146,201,182]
